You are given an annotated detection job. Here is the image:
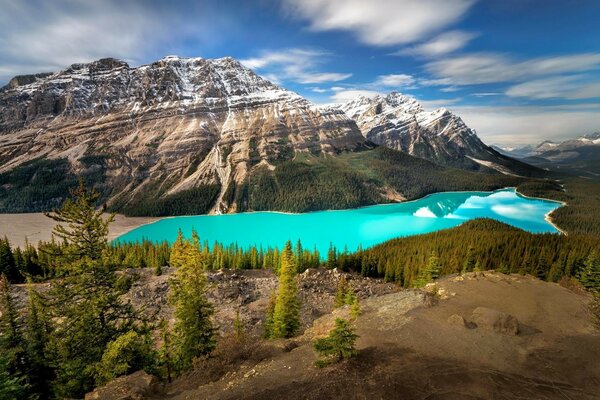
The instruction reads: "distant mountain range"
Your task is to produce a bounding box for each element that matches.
[334,92,535,176]
[493,133,600,180]
[0,56,540,215]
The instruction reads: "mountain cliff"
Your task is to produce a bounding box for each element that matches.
[0,57,533,215]
[335,92,538,176]
[0,56,369,213]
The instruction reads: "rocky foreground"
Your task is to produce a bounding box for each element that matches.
[81,269,599,400]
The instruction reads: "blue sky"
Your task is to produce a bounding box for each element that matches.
[1,0,600,145]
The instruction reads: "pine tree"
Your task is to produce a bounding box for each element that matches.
[24,282,53,398]
[269,241,301,338]
[169,229,215,372]
[462,247,475,274]
[334,276,348,308]
[263,291,277,338]
[43,181,141,398]
[0,274,28,399]
[327,243,337,270]
[233,309,246,341]
[0,238,20,283]
[313,318,359,368]
[578,251,599,293]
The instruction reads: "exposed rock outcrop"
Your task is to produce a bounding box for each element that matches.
[0,56,368,213]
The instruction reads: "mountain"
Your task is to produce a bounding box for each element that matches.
[0,57,530,215]
[335,92,538,176]
[495,133,600,180]
[0,56,370,214]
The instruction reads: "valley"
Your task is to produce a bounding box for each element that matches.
[0,53,598,400]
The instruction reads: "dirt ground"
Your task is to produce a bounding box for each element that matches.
[0,213,158,247]
[160,271,600,400]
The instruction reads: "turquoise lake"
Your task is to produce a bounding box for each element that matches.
[116,188,562,254]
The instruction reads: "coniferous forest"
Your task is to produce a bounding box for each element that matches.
[0,176,599,399]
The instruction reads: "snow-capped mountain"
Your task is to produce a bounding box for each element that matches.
[335,92,535,175]
[0,56,367,213]
[496,133,600,161]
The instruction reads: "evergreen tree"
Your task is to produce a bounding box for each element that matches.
[0,274,28,399]
[462,247,475,274]
[43,181,141,398]
[24,282,53,398]
[578,251,599,292]
[327,243,337,270]
[269,241,301,338]
[169,230,216,372]
[263,291,277,339]
[334,276,349,308]
[313,318,359,367]
[233,309,246,341]
[0,238,20,283]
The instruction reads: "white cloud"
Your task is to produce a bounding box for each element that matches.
[426,52,600,85]
[0,0,215,82]
[310,87,328,93]
[240,48,351,84]
[413,207,437,218]
[506,76,600,100]
[396,30,477,57]
[281,0,476,46]
[419,97,463,110]
[373,74,416,88]
[329,89,381,104]
[454,104,600,145]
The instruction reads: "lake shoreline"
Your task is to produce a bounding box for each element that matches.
[0,187,565,249]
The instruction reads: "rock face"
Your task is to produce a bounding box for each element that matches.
[84,370,160,400]
[0,56,367,213]
[336,92,537,176]
[471,306,520,335]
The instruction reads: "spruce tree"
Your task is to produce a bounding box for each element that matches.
[263,291,277,339]
[43,181,141,398]
[313,318,359,367]
[24,282,53,398]
[0,275,29,399]
[462,247,475,274]
[169,230,215,372]
[578,251,599,292]
[0,238,20,283]
[270,241,301,338]
[334,276,349,308]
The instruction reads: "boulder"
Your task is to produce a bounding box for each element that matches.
[471,307,519,335]
[85,371,160,400]
[448,314,467,328]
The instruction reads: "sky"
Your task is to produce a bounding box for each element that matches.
[1,0,600,145]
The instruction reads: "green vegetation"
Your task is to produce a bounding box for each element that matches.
[0,158,107,213]
[334,276,357,309]
[121,185,221,216]
[313,318,359,368]
[236,147,523,213]
[264,241,301,339]
[168,229,216,372]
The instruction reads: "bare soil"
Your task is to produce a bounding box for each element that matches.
[159,271,600,400]
[0,213,158,247]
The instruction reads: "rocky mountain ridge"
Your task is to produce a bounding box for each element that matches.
[334,92,536,175]
[0,56,367,213]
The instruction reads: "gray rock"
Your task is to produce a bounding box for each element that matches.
[471,307,519,335]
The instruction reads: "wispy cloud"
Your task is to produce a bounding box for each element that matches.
[425,52,600,85]
[394,30,477,57]
[454,103,600,145]
[240,48,351,84]
[0,0,218,82]
[373,74,416,88]
[506,75,600,100]
[281,0,476,46]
